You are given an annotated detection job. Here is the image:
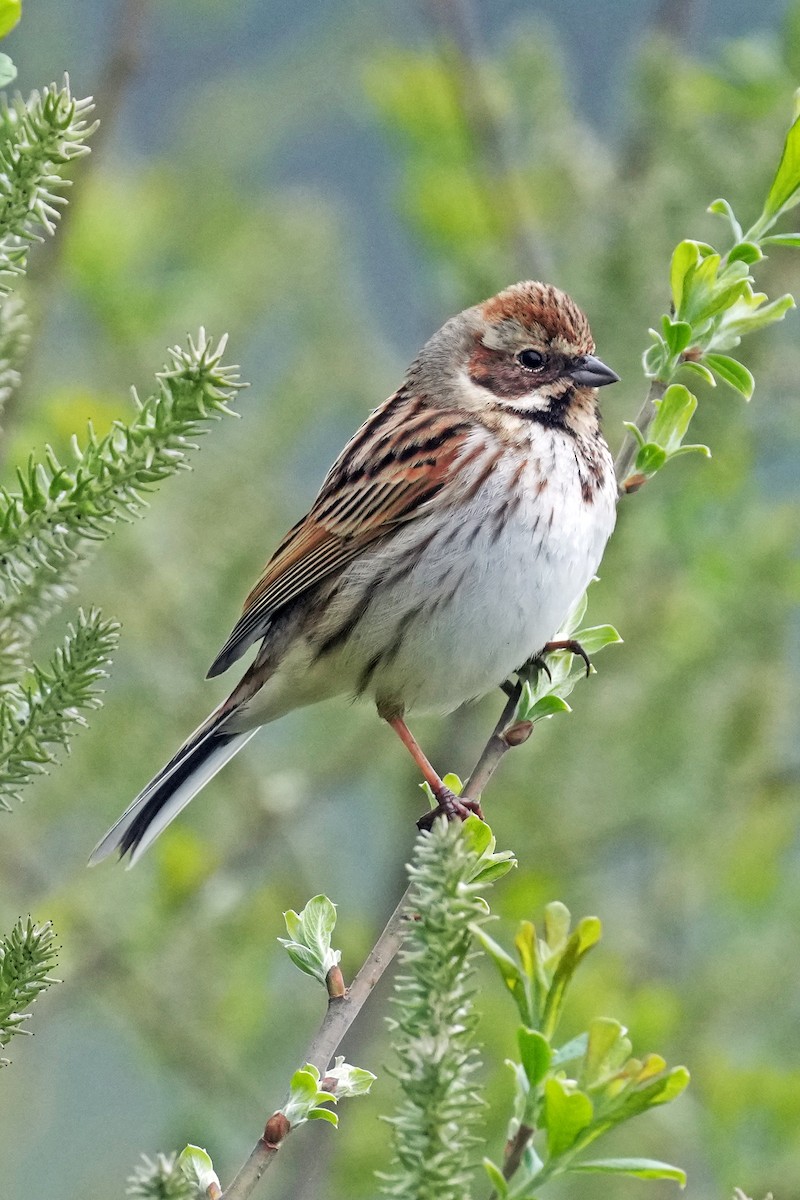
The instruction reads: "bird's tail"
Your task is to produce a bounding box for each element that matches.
[89,706,257,868]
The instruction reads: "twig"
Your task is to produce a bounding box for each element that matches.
[462,680,524,801]
[220,685,527,1200]
[614,379,668,495]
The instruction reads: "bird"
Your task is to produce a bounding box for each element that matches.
[90,280,619,867]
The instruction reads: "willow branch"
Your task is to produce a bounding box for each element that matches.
[220,683,528,1200]
[614,379,668,494]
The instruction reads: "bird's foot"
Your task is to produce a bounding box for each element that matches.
[416,785,484,831]
[541,638,592,677]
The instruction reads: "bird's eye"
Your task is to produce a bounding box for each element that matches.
[517,349,546,371]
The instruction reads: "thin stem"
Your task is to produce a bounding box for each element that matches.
[221,1140,279,1200]
[462,680,523,801]
[220,686,526,1200]
[613,379,668,493]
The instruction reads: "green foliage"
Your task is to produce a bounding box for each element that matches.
[380,818,496,1200]
[0,331,244,810]
[282,1062,341,1129]
[126,1152,198,1200]
[477,904,688,1196]
[0,608,118,808]
[626,102,800,487]
[0,330,243,622]
[279,894,341,987]
[0,0,21,41]
[0,294,29,425]
[516,588,622,726]
[324,1056,378,1099]
[2,7,799,1200]
[0,916,59,1065]
[0,79,96,292]
[177,1145,220,1197]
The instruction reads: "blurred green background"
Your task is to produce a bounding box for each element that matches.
[1,1,800,1197]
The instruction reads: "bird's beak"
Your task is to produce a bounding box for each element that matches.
[569,354,620,387]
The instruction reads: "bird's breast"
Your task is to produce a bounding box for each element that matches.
[309,428,617,714]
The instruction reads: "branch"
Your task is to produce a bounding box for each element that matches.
[0,608,119,808]
[220,687,527,1200]
[0,330,244,622]
[613,379,668,495]
[0,916,60,1064]
[0,79,97,293]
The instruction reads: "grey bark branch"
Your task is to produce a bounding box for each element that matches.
[220,686,526,1200]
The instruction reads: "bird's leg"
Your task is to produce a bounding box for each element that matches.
[385,715,484,829]
[541,638,592,677]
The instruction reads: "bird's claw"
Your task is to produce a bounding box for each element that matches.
[510,639,592,695]
[542,638,592,677]
[417,785,484,831]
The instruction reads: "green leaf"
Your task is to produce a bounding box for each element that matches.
[581,1018,631,1088]
[473,926,531,1025]
[680,360,717,387]
[760,232,800,246]
[660,318,693,356]
[514,921,537,981]
[593,1065,691,1134]
[634,443,666,475]
[713,291,795,348]
[177,1145,220,1194]
[283,1063,340,1129]
[707,197,742,240]
[669,240,701,312]
[303,894,337,952]
[518,1026,552,1087]
[642,339,667,379]
[442,771,463,794]
[526,694,572,722]
[543,901,572,953]
[703,353,754,399]
[727,241,762,264]
[324,1056,376,1098]
[621,420,645,448]
[0,52,15,88]
[544,1077,594,1157]
[461,812,493,858]
[572,625,623,654]
[462,815,518,884]
[542,916,602,1039]
[0,0,20,39]
[552,1033,588,1067]
[570,1157,686,1184]
[650,384,698,454]
[762,111,800,220]
[307,1106,339,1126]
[278,894,341,985]
[482,1158,509,1198]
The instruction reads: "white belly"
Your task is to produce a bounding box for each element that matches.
[309,433,616,714]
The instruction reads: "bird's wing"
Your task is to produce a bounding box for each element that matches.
[207,393,483,677]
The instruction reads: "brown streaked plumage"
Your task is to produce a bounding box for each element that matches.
[90,281,620,867]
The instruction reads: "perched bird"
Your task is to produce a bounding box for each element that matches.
[90,281,619,867]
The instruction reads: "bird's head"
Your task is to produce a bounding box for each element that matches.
[463,281,619,427]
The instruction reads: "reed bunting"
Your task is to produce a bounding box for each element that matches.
[91,281,619,866]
